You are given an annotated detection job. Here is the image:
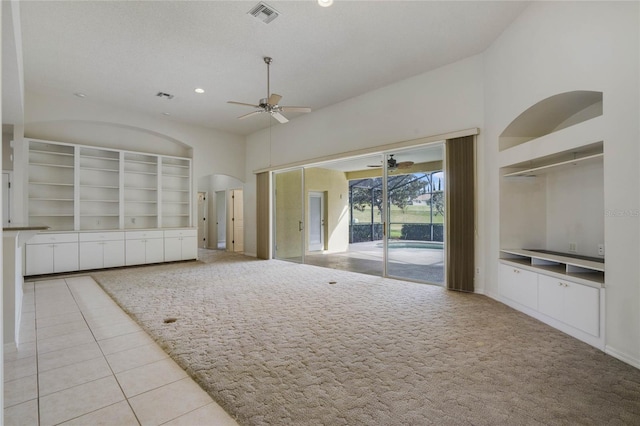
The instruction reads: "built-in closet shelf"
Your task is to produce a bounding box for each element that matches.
[30,163,74,168]
[30,149,74,157]
[500,249,604,287]
[29,182,74,186]
[503,153,603,178]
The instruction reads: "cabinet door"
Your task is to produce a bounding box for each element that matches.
[25,244,54,275]
[164,237,182,262]
[103,240,125,268]
[538,274,564,321]
[53,242,79,273]
[563,281,599,336]
[499,263,538,310]
[125,239,146,266]
[79,242,104,270]
[145,238,165,264]
[181,236,198,260]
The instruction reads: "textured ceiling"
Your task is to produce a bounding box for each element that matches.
[18,1,528,136]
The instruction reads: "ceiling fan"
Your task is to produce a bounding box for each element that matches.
[227,57,311,124]
[367,155,414,171]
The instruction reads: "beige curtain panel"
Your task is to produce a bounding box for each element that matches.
[445,135,475,292]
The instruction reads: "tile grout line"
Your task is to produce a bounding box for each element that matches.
[32,280,42,426]
[65,277,143,426]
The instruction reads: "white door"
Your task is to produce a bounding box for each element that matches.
[3,172,10,227]
[232,189,244,253]
[308,192,324,252]
[216,191,226,250]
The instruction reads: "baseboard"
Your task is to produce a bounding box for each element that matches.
[605,346,640,370]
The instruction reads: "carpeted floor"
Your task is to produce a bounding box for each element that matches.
[92,250,640,425]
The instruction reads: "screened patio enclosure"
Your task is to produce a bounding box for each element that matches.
[273,143,446,285]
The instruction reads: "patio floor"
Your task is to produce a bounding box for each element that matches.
[303,241,444,285]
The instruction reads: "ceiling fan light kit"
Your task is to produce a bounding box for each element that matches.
[227,56,311,124]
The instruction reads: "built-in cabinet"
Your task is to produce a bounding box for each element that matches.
[25,233,79,276]
[498,90,606,350]
[125,230,164,266]
[164,229,198,261]
[25,229,197,275]
[79,232,125,270]
[25,138,197,274]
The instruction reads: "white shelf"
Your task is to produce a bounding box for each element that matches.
[503,153,603,178]
[500,249,604,287]
[28,139,191,231]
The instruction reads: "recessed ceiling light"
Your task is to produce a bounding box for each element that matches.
[74,92,86,98]
[194,88,205,94]
[318,0,333,7]
[162,112,171,116]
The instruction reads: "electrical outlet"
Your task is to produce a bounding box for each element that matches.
[568,242,577,253]
[598,244,605,256]
[476,267,480,274]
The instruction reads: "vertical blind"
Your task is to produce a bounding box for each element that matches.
[256,172,270,259]
[445,135,475,292]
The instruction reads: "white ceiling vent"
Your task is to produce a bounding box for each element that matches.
[248,2,280,24]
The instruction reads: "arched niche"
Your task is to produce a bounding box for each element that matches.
[197,174,244,251]
[499,91,603,151]
[25,120,192,158]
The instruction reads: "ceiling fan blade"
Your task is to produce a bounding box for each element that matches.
[271,112,289,123]
[228,101,260,108]
[366,165,382,168]
[280,106,311,113]
[397,161,415,169]
[237,110,262,120]
[268,93,282,105]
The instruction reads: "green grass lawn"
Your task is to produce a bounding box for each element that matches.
[352,205,444,225]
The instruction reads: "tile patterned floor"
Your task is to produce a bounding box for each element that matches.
[4,276,238,426]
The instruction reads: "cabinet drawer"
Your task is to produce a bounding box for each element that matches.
[125,230,164,240]
[28,232,78,245]
[79,232,125,242]
[164,229,197,238]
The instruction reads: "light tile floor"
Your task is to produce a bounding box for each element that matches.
[4,276,238,426]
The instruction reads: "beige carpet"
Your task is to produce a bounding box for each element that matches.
[93,250,640,425]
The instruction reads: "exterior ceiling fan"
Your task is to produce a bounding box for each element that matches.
[227,57,311,124]
[367,155,414,171]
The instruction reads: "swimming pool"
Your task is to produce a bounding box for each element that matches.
[376,241,443,249]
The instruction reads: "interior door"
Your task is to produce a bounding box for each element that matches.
[232,189,244,253]
[308,192,324,251]
[197,192,207,248]
[216,190,226,249]
[274,169,304,263]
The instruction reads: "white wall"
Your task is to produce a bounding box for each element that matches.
[245,54,485,259]
[483,2,639,365]
[546,163,605,258]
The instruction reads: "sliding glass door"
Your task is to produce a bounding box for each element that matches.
[384,144,445,285]
[273,169,304,263]
[271,143,445,286]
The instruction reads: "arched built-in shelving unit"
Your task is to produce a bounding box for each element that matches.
[497,90,606,350]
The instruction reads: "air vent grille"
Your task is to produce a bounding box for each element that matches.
[248,2,280,24]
